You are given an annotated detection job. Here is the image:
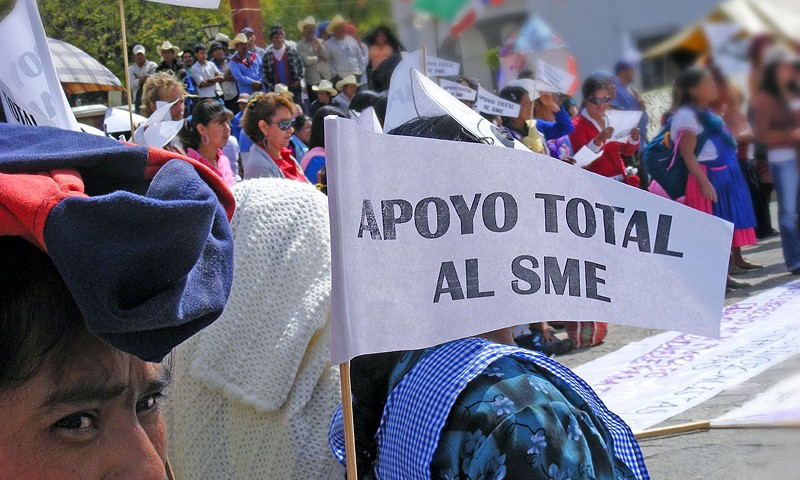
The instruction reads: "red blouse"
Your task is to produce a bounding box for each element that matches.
[569,112,640,187]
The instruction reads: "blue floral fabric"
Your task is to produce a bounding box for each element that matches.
[377,350,636,480]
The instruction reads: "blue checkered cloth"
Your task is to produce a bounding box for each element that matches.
[330,337,649,480]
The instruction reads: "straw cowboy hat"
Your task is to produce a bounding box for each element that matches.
[335,75,361,91]
[297,16,317,32]
[214,32,232,44]
[274,84,290,94]
[229,33,248,47]
[326,15,346,34]
[158,41,181,55]
[311,79,337,96]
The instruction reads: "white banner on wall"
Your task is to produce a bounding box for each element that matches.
[325,116,733,364]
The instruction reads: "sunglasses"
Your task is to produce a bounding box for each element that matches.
[587,96,611,105]
[274,119,294,131]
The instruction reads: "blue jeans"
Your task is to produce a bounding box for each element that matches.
[769,160,800,271]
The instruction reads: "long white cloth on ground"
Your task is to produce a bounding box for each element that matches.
[574,280,800,432]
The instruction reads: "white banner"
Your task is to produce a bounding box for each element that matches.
[426,56,461,77]
[535,58,575,95]
[144,0,221,8]
[438,78,477,101]
[475,86,521,117]
[325,116,733,364]
[713,371,800,427]
[0,0,78,130]
[574,280,800,432]
[384,50,424,133]
[642,87,672,139]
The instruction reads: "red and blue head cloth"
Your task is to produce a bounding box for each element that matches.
[0,123,235,362]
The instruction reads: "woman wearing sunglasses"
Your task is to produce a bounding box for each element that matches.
[569,73,641,187]
[241,92,310,182]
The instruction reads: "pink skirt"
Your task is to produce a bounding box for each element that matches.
[685,166,757,248]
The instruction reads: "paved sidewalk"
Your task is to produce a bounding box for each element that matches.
[557,208,800,479]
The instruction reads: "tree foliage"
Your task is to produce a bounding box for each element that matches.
[34,0,392,84]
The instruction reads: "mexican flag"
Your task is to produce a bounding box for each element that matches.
[413,0,503,37]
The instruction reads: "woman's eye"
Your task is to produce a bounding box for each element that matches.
[53,414,95,432]
[136,392,166,413]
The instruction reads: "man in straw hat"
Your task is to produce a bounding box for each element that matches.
[156,40,184,76]
[229,33,263,95]
[309,79,337,116]
[332,74,360,111]
[297,15,331,104]
[323,14,365,83]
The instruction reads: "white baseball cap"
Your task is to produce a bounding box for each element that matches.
[133,44,146,55]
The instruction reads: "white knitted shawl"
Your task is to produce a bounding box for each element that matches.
[167,178,342,479]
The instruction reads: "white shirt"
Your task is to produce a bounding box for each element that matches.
[324,36,364,79]
[190,61,223,98]
[128,61,158,98]
[671,106,717,162]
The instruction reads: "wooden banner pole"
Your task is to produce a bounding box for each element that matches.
[636,420,800,440]
[118,0,135,140]
[339,361,358,479]
[634,420,710,440]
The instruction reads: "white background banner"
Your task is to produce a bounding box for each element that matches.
[0,0,78,130]
[575,281,800,432]
[326,117,733,364]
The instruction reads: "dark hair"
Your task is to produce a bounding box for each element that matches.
[388,115,483,144]
[293,114,311,131]
[675,67,709,106]
[269,24,285,40]
[350,351,405,477]
[748,33,775,66]
[363,26,403,53]
[308,105,348,149]
[241,92,295,144]
[209,42,224,52]
[581,74,609,102]
[760,61,800,99]
[348,90,381,113]
[180,99,233,150]
[374,96,387,125]
[371,53,402,92]
[182,49,195,60]
[194,44,207,54]
[498,85,528,123]
[0,237,85,395]
[518,69,535,80]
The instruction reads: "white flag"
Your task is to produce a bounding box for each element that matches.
[0,0,79,131]
[144,0,220,9]
[438,78,477,101]
[535,58,576,95]
[426,56,461,77]
[325,117,733,364]
[475,86,521,117]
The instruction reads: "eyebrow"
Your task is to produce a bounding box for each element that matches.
[41,368,172,409]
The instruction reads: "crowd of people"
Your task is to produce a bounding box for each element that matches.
[126,17,800,360]
[4,11,800,480]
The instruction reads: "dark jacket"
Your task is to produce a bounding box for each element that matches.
[261,45,305,90]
